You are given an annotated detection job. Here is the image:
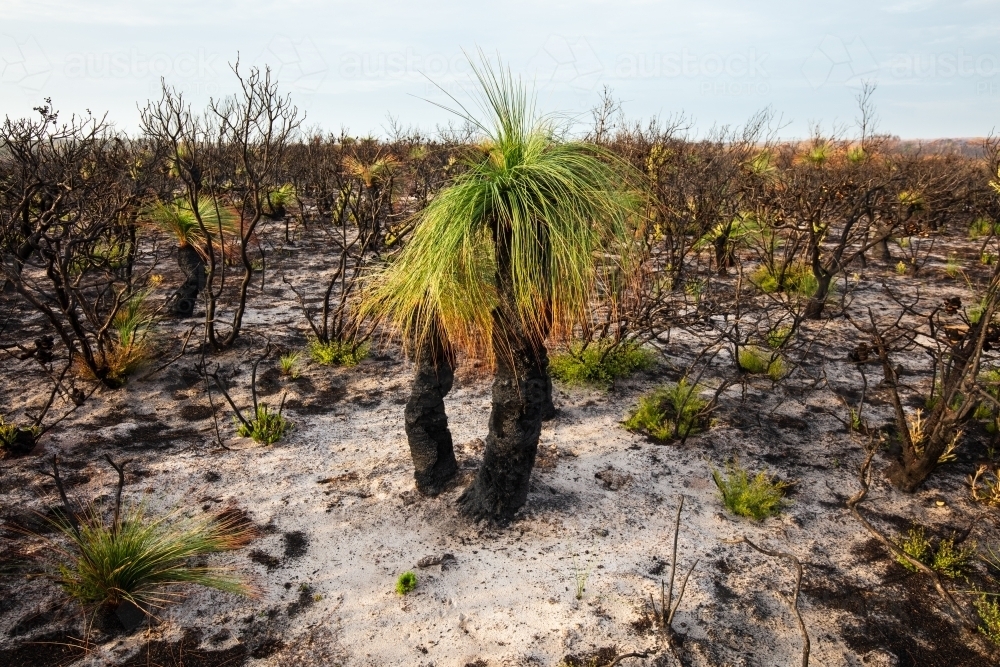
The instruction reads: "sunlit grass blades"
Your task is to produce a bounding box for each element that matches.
[51,502,255,609]
[144,196,239,251]
[38,458,255,611]
[361,56,644,360]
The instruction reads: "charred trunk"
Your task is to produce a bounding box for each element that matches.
[172,244,205,317]
[457,312,548,523]
[804,272,833,320]
[404,328,458,496]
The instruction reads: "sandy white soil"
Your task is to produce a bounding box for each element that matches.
[2,237,1000,667]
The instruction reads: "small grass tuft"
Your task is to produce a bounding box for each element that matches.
[279,351,302,379]
[738,346,785,380]
[235,404,291,445]
[623,379,710,441]
[308,339,369,367]
[44,501,255,610]
[549,341,655,388]
[711,461,788,520]
[395,571,417,595]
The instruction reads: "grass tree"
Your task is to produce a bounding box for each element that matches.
[144,197,237,316]
[364,57,643,521]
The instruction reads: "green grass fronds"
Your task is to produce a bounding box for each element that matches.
[549,341,655,388]
[235,404,290,445]
[308,339,369,367]
[395,571,417,595]
[47,501,255,609]
[623,379,711,441]
[711,461,788,520]
[279,351,302,378]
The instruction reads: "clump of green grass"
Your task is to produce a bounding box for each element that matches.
[893,526,976,578]
[738,346,785,380]
[235,404,290,445]
[46,501,255,610]
[974,593,1000,645]
[308,339,369,367]
[751,263,817,297]
[395,571,417,595]
[623,379,711,441]
[549,341,655,388]
[279,351,302,379]
[711,461,788,520]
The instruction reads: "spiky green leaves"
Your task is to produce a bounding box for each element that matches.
[363,57,645,360]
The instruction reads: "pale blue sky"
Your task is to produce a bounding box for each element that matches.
[1,0,998,137]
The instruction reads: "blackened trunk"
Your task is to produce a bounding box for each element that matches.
[172,244,205,317]
[458,312,548,523]
[804,272,833,319]
[404,329,458,495]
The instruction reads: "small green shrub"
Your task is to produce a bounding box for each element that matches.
[893,526,975,577]
[895,260,908,275]
[549,341,655,388]
[711,462,788,520]
[308,339,369,367]
[279,351,302,379]
[974,593,1000,645]
[45,501,254,610]
[944,254,962,279]
[751,263,817,297]
[235,404,290,445]
[932,537,976,578]
[738,346,785,380]
[895,526,931,571]
[623,379,710,441]
[766,325,793,349]
[395,571,417,595]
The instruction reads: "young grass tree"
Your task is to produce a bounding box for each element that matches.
[364,57,643,521]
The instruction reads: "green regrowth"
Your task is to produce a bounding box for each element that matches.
[751,263,818,297]
[711,462,788,520]
[48,501,254,609]
[235,404,291,445]
[549,341,655,388]
[144,196,239,250]
[308,339,369,367]
[893,526,976,578]
[623,379,711,441]
[279,351,302,378]
[974,593,1000,645]
[738,346,785,380]
[360,55,645,363]
[395,571,417,595]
